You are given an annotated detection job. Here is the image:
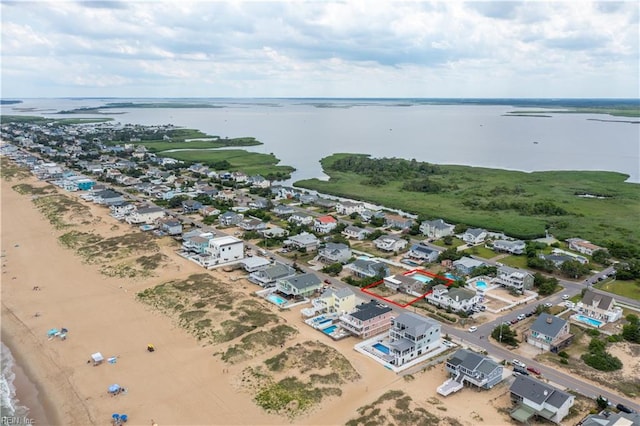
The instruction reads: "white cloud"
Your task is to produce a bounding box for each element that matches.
[1,0,637,97]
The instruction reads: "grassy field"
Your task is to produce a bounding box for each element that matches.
[594,279,640,301]
[295,154,640,245]
[161,149,295,177]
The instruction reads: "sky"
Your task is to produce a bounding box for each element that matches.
[1,0,639,98]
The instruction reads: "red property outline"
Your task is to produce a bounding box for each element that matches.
[361,269,454,308]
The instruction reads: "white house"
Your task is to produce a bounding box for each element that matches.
[509,376,575,424]
[374,234,408,252]
[566,238,605,256]
[526,313,573,353]
[492,239,526,255]
[202,236,244,268]
[452,256,485,275]
[284,232,319,251]
[462,228,488,245]
[496,265,534,293]
[313,215,338,234]
[388,312,441,366]
[407,244,439,263]
[425,285,480,313]
[573,289,623,323]
[420,219,455,239]
[335,201,366,216]
[275,273,322,298]
[342,225,370,240]
[288,213,314,226]
[126,206,166,224]
[313,287,357,315]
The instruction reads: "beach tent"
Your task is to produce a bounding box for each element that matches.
[91,352,104,366]
[47,328,60,337]
[108,384,121,394]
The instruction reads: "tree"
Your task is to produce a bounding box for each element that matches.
[321,263,343,276]
[443,235,453,246]
[591,249,611,266]
[560,260,591,279]
[582,337,622,371]
[622,314,640,343]
[438,247,463,262]
[491,325,518,346]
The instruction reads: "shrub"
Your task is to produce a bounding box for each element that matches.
[558,351,569,359]
[560,358,569,364]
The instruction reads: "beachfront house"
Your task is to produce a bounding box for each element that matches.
[249,263,296,287]
[526,313,573,353]
[314,287,357,315]
[318,243,352,264]
[573,289,623,323]
[342,225,370,240]
[407,244,439,263]
[496,265,534,293]
[420,219,455,239]
[425,285,480,314]
[335,200,366,216]
[182,232,215,255]
[126,206,165,224]
[388,312,441,366]
[92,189,125,205]
[492,239,526,255]
[314,215,338,234]
[462,228,488,245]
[509,375,575,424]
[579,411,640,426]
[438,349,503,396]
[240,256,272,273]
[275,273,322,298]
[566,238,606,256]
[346,259,390,279]
[452,256,485,275]
[288,212,314,226]
[284,232,319,251]
[339,300,394,339]
[157,217,183,235]
[374,234,408,252]
[201,236,244,268]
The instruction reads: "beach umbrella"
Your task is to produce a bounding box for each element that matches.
[112,414,120,420]
[120,414,128,422]
[61,328,68,333]
[47,328,59,337]
[108,384,121,393]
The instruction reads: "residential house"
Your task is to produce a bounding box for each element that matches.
[526,313,573,353]
[439,349,503,396]
[566,238,605,256]
[493,239,526,255]
[462,228,488,245]
[540,253,575,267]
[426,285,480,313]
[346,259,390,279]
[342,225,370,241]
[270,185,297,200]
[157,217,183,236]
[420,219,455,239]
[202,236,244,267]
[218,211,244,227]
[272,204,296,217]
[238,217,267,231]
[547,248,589,265]
[318,243,352,264]
[231,171,248,183]
[182,232,215,255]
[249,197,270,210]
[314,287,357,315]
[339,300,394,339]
[374,234,408,252]
[199,206,220,217]
[275,273,322,298]
[182,199,203,213]
[388,312,441,366]
[335,201,366,216]
[313,198,337,210]
[248,175,270,188]
[314,215,338,234]
[579,410,640,426]
[260,226,289,239]
[109,201,135,217]
[249,263,297,287]
[359,209,385,223]
[574,289,623,323]
[384,274,429,296]
[126,206,165,224]
[407,244,439,263]
[196,185,218,197]
[240,256,272,273]
[92,189,125,205]
[509,375,574,424]
[284,232,319,251]
[452,256,485,275]
[288,212,314,226]
[297,193,317,204]
[384,213,414,230]
[496,265,534,293]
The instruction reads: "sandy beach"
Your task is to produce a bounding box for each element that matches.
[1,172,598,426]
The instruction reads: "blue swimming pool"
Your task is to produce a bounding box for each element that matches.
[373,343,390,354]
[574,314,604,328]
[318,319,332,326]
[322,325,337,334]
[445,273,460,281]
[475,281,487,290]
[267,294,287,306]
[412,274,433,283]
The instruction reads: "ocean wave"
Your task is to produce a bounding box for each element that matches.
[1,341,29,418]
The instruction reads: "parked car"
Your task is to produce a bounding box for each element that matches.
[544,303,553,308]
[512,359,526,369]
[442,340,456,348]
[468,326,478,333]
[514,367,529,376]
[510,318,519,325]
[562,294,569,300]
[526,366,541,375]
[616,404,635,414]
[525,312,533,318]
[517,314,526,321]
[324,279,331,284]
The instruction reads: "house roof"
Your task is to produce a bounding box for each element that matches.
[344,225,366,233]
[282,273,321,290]
[137,206,164,214]
[409,244,438,255]
[350,259,388,275]
[393,312,439,336]
[510,376,572,408]
[453,256,484,269]
[287,232,318,245]
[465,228,486,237]
[448,349,484,371]
[446,287,477,302]
[323,242,349,252]
[530,313,568,338]
[262,263,296,280]
[316,215,337,224]
[422,219,454,230]
[350,300,392,321]
[494,239,525,248]
[321,287,355,299]
[582,289,615,310]
[580,411,640,426]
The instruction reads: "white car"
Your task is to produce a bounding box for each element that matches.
[442,340,456,348]
[543,302,553,308]
[517,314,526,321]
[468,326,478,333]
[562,294,569,300]
[512,359,526,369]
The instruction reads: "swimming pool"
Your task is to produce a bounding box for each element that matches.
[373,343,390,354]
[574,314,604,328]
[322,325,337,334]
[317,319,333,326]
[445,273,460,281]
[475,281,487,290]
[267,294,287,306]
[412,274,433,283]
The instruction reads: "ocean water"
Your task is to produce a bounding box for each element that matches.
[0,341,30,419]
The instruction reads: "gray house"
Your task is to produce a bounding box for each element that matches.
[407,244,439,263]
[527,313,573,353]
[346,259,390,278]
[218,211,243,227]
[452,256,485,275]
[388,312,441,366]
[439,349,503,396]
[510,375,575,424]
[157,217,183,236]
[420,219,455,239]
[275,273,322,297]
[249,263,296,287]
[318,242,352,264]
